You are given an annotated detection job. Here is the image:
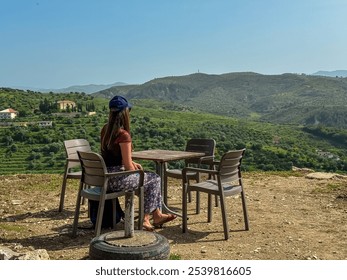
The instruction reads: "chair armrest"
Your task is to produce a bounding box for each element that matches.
[182,167,218,184]
[198,156,216,171]
[198,156,214,164]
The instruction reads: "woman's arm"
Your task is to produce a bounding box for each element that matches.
[119,142,142,170]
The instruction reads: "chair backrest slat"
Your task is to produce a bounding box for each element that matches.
[67,145,91,159]
[185,138,216,165]
[64,139,92,169]
[83,174,105,186]
[65,139,91,159]
[78,151,107,187]
[83,167,105,176]
[219,149,245,183]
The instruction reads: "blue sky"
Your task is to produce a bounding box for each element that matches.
[1,0,346,88]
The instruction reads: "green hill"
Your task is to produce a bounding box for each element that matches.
[1,82,347,175]
[94,72,347,128]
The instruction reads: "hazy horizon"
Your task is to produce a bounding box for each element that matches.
[1,0,347,89]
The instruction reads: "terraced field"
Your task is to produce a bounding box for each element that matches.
[0,144,64,175]
[0,119,102,175]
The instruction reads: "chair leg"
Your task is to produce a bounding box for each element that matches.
[215,195,219,207]
[188,190,192,203]
[219,195,229,240]
[207,193,213,222]
[59,171,68,212]
[195,175,201,213]
[182,184,188,233]
[72,183,83,237]
[95,199,106,237]
[241,191,250,230]
[163,174,168,206]
[210,172,219,207]
[195,191,200,214]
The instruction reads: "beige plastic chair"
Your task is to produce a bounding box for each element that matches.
[72,151,144,237]
[164,138,216,213]
[59,139,92,212]
[182,149,249,240]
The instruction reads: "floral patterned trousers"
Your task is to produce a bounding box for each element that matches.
[106,166,162,214]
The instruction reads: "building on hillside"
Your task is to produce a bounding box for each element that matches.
[14,122,28,127]
[37,121,53,127]
[57,100,76,111]
[0,108,18,119]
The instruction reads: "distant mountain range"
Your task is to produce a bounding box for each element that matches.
[92,71,347,129]
[8,70,347,93]
[13,82,128,94]
[312,70,347,78]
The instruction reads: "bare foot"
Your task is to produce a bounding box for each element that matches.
[142,220,154,232]
[153,213,177,228]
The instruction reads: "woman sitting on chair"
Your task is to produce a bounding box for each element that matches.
[100,95,176,231]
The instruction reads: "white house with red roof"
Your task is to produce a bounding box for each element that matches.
[0,108,18,119]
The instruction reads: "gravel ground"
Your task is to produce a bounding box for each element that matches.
[0,171,346,260]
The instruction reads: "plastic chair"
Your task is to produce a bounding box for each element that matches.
[59,139,92,212]
[72,151,144,237]
[182,149,249,240]
[164,138,216,213]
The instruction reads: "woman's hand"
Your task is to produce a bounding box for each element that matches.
[132,161,143,170]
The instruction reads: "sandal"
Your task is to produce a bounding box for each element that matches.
[153,214,177,229]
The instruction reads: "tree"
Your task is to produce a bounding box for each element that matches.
[10,144,18,152]
[39,98,51,113]
[3,135,13,146]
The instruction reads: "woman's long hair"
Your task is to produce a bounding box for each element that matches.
[101,108,131,152]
